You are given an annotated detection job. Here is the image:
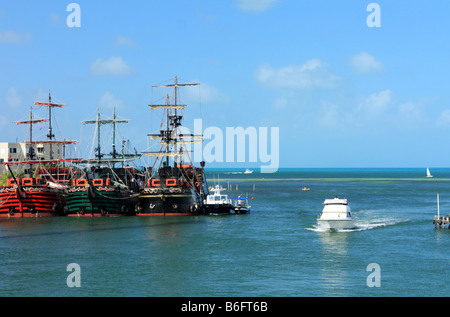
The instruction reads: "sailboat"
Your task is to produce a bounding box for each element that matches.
[0,92,81,217]
[137,76,207,216]
[426,168,433,178]
[65,108,143,217]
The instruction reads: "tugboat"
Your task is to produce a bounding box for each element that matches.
[203,184,233,215]
[0,93,80,217]
[137,76,207,216]
[65,108,143,217]
[317,196,356,230]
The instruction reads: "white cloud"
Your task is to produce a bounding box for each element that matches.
[350,52,383,74]
[356,89,392,114]
[255,59,340,89]
[319,102,340,128]
[315,91,432,135]
[437,109,450,127]
[235,0,278,12]
[398,101,422,122]
[0,31,31,44]
[274,96,287,109]
[6,87,22,108]
[183,82,230,105]
[90,56,135,76]
[49,13,61,24]
[98,91,126,110]
[114,36,138,48]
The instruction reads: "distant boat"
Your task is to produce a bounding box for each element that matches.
[426,168,433,178]
[244,169,253,174]
[301,187,310,191]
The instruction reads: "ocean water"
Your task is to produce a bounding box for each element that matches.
[0,168,449,297]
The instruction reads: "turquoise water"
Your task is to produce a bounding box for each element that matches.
[0,168,449,297]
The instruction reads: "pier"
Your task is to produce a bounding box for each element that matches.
[433,216,450,230]
[433,193,450,230]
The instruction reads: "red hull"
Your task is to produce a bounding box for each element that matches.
[0,185,63,217]
[0,212,56,218]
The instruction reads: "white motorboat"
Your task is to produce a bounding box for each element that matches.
[233,195,251,214]
[317,197,355,230]
[244,169,253,174]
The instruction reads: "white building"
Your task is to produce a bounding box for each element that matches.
[0,142,63,175]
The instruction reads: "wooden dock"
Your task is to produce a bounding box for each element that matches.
[433,216,450,230]
[433,194,450,230]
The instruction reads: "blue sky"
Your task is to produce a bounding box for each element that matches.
[1,0,450,169]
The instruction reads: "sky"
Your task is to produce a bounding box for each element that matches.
[1,0,450,169]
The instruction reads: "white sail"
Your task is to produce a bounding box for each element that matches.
[427,168,433,178]
[149,105,186,110]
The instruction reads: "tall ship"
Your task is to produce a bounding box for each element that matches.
[65,108,143,217]
[0,92,81,217]
[136,76,207,216]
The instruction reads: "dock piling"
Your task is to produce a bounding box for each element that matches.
[432,193,450,230]
[433,215,450,230]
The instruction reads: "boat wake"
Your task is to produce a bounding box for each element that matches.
[307,217,404,233]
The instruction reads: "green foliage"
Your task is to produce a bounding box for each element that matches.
[0,171,26,186]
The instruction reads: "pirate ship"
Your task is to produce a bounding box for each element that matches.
[136,76,207,216]
[65,108,143,217]
[0,92,81,217]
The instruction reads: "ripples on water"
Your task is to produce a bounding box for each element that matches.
[1,169,450,297]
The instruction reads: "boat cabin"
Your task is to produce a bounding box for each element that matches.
[205,184,232,205]
[320,197,352,219]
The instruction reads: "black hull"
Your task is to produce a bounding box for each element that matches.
[203,204,233,215]
[66,186,138,217]
[137,188,200,216]
[234,207,250,214]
